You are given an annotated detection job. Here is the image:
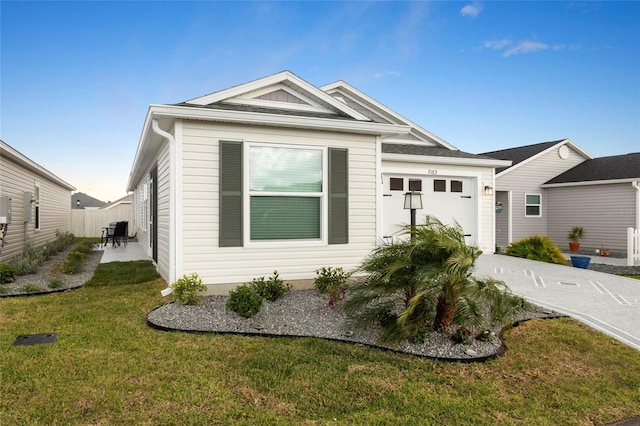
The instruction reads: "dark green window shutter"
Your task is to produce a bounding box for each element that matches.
[219,141,243,247]
[328,148,348,244]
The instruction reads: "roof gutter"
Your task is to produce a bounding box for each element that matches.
[151,119,176,298]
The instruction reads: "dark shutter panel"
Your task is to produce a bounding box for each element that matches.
[219,141,243,247]
[328,148,348,244]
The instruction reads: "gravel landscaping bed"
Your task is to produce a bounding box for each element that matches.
[0,248,102,297]
[148,289,561,362]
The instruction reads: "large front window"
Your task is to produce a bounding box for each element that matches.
[525,193,541,217]
[248,145,324,241]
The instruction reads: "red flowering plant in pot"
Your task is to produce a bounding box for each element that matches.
[568,226,585,253]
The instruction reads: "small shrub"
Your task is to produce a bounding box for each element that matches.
[505,235,567,265]
[315,266,351,307]
[48,279,64,289]
[452,326,472,345]
[226,285,263,318]
[250,271,291,302]
[0,263,16,284]
[171,273,207,305]
[477,329,494,342]
[21,284,43,293]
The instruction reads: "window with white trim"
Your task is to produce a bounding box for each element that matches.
[248,145,324,241]
[219,141,348,247]
[525,193,541,217]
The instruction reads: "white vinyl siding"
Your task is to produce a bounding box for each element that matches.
[0,150,72,264]
[180,121,377,292]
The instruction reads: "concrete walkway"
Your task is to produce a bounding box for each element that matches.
[476,254,640,351]
[99,242,151,263]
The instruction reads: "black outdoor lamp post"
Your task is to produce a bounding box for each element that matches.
[403,191,423,240]
[76,199,80,209]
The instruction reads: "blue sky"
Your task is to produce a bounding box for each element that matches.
[1,1,639,202]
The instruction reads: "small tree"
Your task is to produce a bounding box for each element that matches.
[344,217,528,344]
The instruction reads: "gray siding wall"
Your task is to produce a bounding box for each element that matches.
[495,191,509,249]
[0,154,72,263]
[496,144,585,243]
[547,183,636,253]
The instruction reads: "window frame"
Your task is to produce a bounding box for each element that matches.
[524,193,542,217]
[243,142,328,246]
[34,181,41,231]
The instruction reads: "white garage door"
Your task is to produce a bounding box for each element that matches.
[382,175,477,245]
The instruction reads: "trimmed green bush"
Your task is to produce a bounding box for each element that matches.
[314,266,351,307]
[171,273,207,305]
[0,263,16,284]
[226,285,263,318]
[250,271,291,302]
[505,235,567,264]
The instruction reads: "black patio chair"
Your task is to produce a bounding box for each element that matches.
[112,221,128,247]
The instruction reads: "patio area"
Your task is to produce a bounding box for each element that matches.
[99,241,151,263]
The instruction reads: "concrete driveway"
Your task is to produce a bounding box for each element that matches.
[475,254,640,351]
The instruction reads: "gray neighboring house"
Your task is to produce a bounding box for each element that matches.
[482,139,640,260]
[542,152,640,256]
[1,140,75,263]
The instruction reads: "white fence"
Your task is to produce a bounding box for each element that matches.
[628,227,640,266]
[71,209,133,238]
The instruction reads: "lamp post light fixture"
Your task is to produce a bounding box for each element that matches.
[76,199,80,209]
[404,191,423,240]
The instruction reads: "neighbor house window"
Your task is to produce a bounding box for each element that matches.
[249,145,324,241]
[34,182,41,231]
[525,193,541,217]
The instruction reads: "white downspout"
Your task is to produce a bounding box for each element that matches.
[151,118,176,297]
[633,181,640,232]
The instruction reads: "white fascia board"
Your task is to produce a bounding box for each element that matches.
[320,81,458,151]
[127,108,155,191]
[150,104,410,136]
[0,140,75,190]
[187,71,371,122]
[382,152,512,168]
[541,178,640,188]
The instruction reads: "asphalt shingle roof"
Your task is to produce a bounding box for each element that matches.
[544,152,640,184]
[382,144,499,161]
[172,102,356,121]
[480,140,566,173]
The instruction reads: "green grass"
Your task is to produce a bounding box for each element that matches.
[1,262,639,425]
[622,274,640,280]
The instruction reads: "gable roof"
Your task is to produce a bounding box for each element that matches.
[320,80,458,150]
[543,152,640,186]
[481,139,592,175]
[1,140,75,191]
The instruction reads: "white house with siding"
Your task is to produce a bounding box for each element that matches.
[126,71,509,294]
[0,140,75,263]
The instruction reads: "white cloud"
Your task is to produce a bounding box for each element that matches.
[461,3,482,19]
[483,39,512,50]
[480,39,568,57]
[503,40,564,57]
[374,71,401,79]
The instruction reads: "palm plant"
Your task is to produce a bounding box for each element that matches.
[344,217,528,344]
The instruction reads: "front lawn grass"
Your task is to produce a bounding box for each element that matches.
[1,262,639,425]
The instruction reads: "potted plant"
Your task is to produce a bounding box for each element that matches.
[568,226,584,252]
[600,244,610,257]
